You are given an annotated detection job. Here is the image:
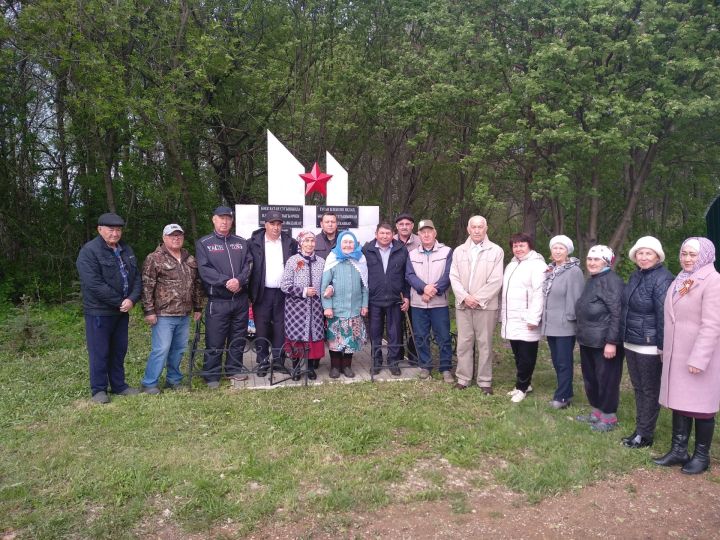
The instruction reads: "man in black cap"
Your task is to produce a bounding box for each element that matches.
[394,212,420,365]
[394,213,420,253]
[248,210,298,376]
[76,212,142,403]
[196,206,254,388]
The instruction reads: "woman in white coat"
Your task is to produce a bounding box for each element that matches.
[501,233,547,403]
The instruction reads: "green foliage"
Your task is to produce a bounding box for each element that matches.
[1,0,719,302]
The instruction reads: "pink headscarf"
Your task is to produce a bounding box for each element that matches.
[674,237,716,293]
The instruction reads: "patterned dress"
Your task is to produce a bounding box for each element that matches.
[280,253,326,359]
[320,258,369,353]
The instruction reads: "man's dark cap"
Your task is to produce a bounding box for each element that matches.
[394,213,415,224]
[97,213,125,227]
[213,206,234,216]
[265,210,284,223]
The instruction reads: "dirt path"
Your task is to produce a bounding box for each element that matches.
[247,467,720,539]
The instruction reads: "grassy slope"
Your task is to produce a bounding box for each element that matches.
[0,303,679,539]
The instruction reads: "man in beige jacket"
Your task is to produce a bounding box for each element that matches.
[449,216,505,393]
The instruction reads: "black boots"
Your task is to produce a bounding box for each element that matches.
[654,412,692,466]
[682,418,715,475]
[342,353,355,378]
[307,359,318,380]
[329,351,342,378]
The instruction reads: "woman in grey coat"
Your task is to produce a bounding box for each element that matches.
[541,235,585,409]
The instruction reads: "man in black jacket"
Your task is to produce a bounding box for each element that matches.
[76,212,142,403]
[196,206,253,387]
[314,211,338,261]
[363,222,410,376]
[248,210,298,376]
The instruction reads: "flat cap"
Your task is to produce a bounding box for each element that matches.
[97,213,125,227]
[394,213,415,223]
[264,210,284,223]
[213,206,234,216]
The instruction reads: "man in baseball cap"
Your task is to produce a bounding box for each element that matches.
[196,205,254,387]
[140,224,204,394]
[405,218,454,382]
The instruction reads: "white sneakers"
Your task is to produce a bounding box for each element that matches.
[506,385,533,397]
[507,385,532,403]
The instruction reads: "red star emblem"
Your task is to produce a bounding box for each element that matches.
[299,162,332,197]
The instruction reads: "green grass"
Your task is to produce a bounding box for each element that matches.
[0,302,695,538]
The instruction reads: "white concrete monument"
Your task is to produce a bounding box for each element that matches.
[235,130,379,244]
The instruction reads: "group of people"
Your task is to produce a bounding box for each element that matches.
[77,209,720,474]
[497,232,720,475]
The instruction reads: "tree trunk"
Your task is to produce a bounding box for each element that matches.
[608,142,659,254]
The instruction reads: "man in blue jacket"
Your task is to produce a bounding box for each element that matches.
[196,206,254,388]
[76,212,142,404]
[363,222,410,376]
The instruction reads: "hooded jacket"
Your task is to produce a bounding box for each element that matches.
[501,250,546,341]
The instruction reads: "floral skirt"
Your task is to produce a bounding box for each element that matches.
[326,315,367,353]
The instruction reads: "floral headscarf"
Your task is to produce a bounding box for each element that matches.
[674,237,716,293]
[296,230,316,256]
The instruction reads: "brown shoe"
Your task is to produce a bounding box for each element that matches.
[480,386,494,395]
[454,383,468,390]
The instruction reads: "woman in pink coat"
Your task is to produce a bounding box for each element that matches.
[654,237,720,474]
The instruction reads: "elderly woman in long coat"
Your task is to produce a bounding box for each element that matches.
[654,237,720,474]
[280,230,326,380]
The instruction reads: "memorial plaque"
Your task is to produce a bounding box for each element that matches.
[260,205,303,234]
[317,206,359,229]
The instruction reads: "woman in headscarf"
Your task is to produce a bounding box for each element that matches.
[280,230,326,380]
[619,236,674,448]
[654,237,720,474]
[541,235,585,409]
[574,245,625,432]
[501,233,547,403]
[321,230,369,378]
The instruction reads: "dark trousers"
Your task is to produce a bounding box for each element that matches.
[253,288,286,365]
[204,296,249,381]
[84,313,130,395]
[510,340,539,392]
[369,303,403,368]
[579,344,624,414]
[547,336,576,402]
[626,349,662,438]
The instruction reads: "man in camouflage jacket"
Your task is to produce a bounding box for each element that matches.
[140,223,204,393]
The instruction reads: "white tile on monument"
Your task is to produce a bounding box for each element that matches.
[325,151,348,206]
[267,130,305,206]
